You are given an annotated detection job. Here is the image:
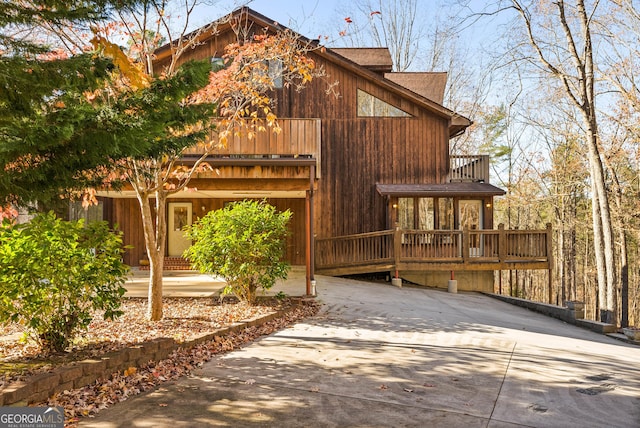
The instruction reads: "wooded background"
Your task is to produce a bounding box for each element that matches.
[276,0,639,327]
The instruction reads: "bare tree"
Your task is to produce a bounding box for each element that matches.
[333,0,427,71]
[497,0,617,323]
[597,0,640,327]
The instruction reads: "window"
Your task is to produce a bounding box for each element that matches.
[438,198,454,230]
[398,198,415,229]
[418,198,435,230]
[398,197,434,230]
[357,89,411,117]
[69,201,103,224]
[267,59,283,89]
[397,197,454,230]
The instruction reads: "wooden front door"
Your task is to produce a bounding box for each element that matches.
[168,202,192,256]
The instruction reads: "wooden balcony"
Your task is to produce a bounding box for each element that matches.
[449,155,490,183]
[315,224,552,276]
[183,118,321,160]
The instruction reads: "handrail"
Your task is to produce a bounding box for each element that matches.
[449,155,490,183]
[183,118,321,158]
[315,224,552,273]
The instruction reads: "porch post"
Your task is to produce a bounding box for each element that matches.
[305,189,311,296]
[392,223,403,287]
[310,165,316,289]
[462,226,470,263]
[546,223,553,304]
[498,224,506,263]
[305,164,316,296]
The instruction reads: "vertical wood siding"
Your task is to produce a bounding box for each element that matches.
[111,20,452,265]
[115,197,306,267]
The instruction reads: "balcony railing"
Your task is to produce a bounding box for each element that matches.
[449,155,490,183]
[315,224,552,276]
[183,118,321,159]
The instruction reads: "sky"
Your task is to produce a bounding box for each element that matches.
[189,0,496,57]
[194,0,342,40]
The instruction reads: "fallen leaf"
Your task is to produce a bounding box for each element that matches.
[124,367,137,377]
[20,300,320,427]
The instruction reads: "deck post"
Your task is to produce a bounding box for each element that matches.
[462,226,470,263]
[393,224,402,272]
[305,190,311,296]
[310,165,315,283]
[392,224,402,287]
[498,224,506,263]
[546,223,553,304]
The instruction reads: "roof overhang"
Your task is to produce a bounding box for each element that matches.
[376,182,506,197]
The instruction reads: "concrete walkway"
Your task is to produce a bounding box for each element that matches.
[84,275,640,427]
[123,266,310,298]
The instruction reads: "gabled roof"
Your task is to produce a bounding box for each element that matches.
[154,7,472,137]
[331,48,393,74]
[384,72,447,105]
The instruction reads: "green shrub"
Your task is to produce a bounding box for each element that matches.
[0,212,128,354]
[184,200,291,304]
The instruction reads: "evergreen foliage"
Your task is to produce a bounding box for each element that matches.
[0,0,146,206]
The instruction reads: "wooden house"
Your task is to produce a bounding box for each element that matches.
[94,7,551,293]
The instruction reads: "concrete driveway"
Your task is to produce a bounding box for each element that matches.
[83,275,640,427]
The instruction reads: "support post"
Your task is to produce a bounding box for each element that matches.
[310,165,316,296]
[498,223,506,263]
[392,224,402,287]
[462,226,470,263]
[448,270,457,293]
[305,190,311,296]
[546,222,553,304]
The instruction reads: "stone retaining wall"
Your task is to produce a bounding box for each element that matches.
[487,294,616,334]
[0,306,294,406]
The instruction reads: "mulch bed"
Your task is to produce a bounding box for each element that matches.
[0,296,320,427]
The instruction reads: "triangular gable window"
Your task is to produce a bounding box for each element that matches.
[357,89,411,117]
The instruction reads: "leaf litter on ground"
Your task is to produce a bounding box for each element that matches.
[0,297,319,427]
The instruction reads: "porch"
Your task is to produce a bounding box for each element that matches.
[315,224,552,276]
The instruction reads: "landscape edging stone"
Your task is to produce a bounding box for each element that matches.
[0,302,302,406]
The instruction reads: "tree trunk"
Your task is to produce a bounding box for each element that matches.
[137,190,167,321]
[590,165,607,321]
[558,222,566,304]
[579,0,617,324]
[619,224,629,328]
[567,195,577,302]
[585,129,617,324]
[611,169,629,327]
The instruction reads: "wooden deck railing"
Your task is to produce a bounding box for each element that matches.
[449,155,490,182]
[315,224,552,276]
[183,118,321,158]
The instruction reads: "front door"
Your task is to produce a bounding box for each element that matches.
[168,202,192,256]
[459,200,483,256]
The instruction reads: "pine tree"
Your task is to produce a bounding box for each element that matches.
[0,0,144,206]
